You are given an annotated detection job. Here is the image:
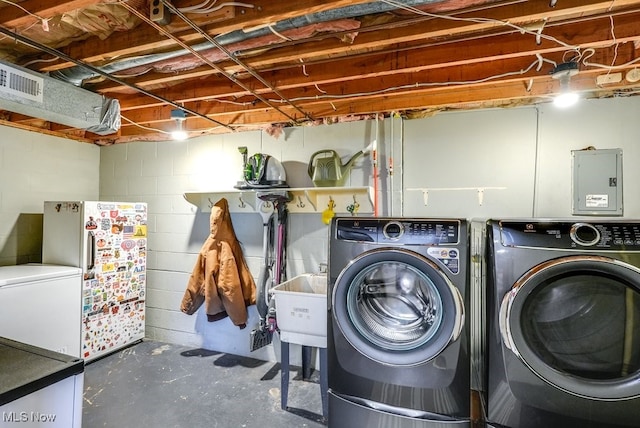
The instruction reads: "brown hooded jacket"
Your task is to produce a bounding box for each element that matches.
[180,198,256,328]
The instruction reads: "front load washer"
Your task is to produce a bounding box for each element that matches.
[328,217,470,427]
[485,219,640,428]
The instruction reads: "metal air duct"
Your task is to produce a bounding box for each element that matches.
[0,59,120,135]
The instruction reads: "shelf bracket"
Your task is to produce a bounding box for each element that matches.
[303,190,317,211]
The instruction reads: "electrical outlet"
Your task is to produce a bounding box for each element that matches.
[596,73,622,85]
[150,0,171,25]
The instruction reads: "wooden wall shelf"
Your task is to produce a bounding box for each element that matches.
[183,187,374,214]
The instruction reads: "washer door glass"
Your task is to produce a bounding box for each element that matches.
[503,256,640,399]
[333,248,463,366]
[348,261,443,351]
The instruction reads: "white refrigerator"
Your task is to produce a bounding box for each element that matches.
[43,201,147,362]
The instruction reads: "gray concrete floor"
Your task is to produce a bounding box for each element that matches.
[83,340,326,427]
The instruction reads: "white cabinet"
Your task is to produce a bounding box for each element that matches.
[0,338,84,428]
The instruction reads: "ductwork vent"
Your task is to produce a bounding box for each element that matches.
[0,60,119,135]
[0,63,43,103]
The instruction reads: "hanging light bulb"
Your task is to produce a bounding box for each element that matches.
[551,62,579,108]
[170,109,188,140]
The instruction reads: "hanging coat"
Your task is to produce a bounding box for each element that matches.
[180,198,256,328]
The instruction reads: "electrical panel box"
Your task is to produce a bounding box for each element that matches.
[572,148,623,216]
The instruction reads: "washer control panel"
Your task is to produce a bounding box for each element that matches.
[499,220,640,249]
[335,218,461,245]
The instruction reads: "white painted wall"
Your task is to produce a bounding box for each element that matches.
[535,97,640,217]
[0,129,99,265]
[402,107,538,218]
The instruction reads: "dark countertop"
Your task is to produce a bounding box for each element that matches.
[0,337,84,406]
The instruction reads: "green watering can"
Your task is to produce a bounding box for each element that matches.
[307,147,370,187]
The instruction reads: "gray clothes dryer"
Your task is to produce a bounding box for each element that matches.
[328,217,470,428]
[485,219,640,428]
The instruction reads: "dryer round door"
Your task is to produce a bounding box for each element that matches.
[501,255,640,400]
[332,248,464,366]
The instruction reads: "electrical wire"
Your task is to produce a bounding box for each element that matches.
[20,55,60,68]
[561,49,581,63]
[607,15,619,75]
[121,113,229,135]
[380,0,640,79]
[0,19,41,43]
[268,57,544,103]
[314,84,327,94]
[580,48,640,70]
[206,98,253,106]
[379,0,579,51]
[536,53,557,70]
[177,0,213,12]
[266,24,292,42]
[183,1,255,14]
[120,115,172,134]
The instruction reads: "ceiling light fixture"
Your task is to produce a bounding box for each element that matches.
[551,61,579,108]
[170,109,188,140]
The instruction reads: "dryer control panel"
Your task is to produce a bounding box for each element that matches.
[335,218,461,245]
[499,220,640,249]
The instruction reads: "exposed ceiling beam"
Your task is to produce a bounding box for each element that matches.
[87,0,640,96]
[0,0,103,28]
[32,0,381,72]
[113,43,637,138]
[34,0,632,74]
[105,9,640,114]
[1,0,639,144]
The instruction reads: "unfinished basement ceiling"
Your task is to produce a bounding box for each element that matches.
[0,0,639,144]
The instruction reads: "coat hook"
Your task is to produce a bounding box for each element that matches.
[208,197,215,208]
[238,196,246,208]
[296,195,305,208]
[346,194,360,216]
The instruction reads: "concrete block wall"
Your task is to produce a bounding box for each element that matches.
[99,121,378,362]
[0,129,99,265]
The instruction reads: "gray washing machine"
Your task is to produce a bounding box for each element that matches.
[485,219,640,428]
[328,217,470,427]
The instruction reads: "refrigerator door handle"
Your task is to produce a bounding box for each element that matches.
[87,231,95,270]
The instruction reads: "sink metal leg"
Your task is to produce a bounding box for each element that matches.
[302,345,312,380]
[280,340,328,420]
[319,347,328,419]
[280,340,290,411]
